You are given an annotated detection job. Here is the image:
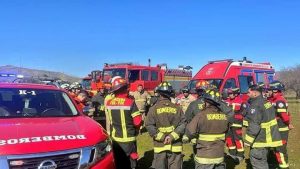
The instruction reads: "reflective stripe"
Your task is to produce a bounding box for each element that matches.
[111,128,136,142]
[158,126,175,133]
[261,119,277,128]
[278,152,289,168]
[253,140,283,148]
[171,146,182,152]
[153,145,182,153]
[232,123,243,128]
[191,138,197,144]
[131,111,141,118]
[243,120,249,127]
[106,106,131,110]
[155,132,164,141]
[120,109,127,138]
[237,140,244,152]
[194,156,224,164]
[107,109,112,125]
[135,99,146,102]
[170,132,180,141]
[245,134,255,143]
[277,109,287,113]
[199,134,225,141]
[228,146,236,150]
[279,127,289,131]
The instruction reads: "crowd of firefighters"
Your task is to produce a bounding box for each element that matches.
[60,77,293,169]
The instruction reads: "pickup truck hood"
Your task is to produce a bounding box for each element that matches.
[0,116,107,155]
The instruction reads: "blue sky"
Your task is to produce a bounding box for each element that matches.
[1,0,300,77]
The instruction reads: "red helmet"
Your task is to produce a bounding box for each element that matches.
[195,80,210,91]
[110,76,128,92]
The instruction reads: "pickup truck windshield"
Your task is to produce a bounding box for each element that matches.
[0,88,78,118]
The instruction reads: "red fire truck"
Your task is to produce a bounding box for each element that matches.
[101,62,192,94]
[187,57,275,96]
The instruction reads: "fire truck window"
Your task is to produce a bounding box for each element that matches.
[267,73,274,83]
[239,76,254,93]
[151,71,158,81]
[142,70,149,81]
[256,72,265,83]
[128,70,140,82]
[224,79,237,89]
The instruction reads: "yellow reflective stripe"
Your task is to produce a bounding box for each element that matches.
[243,120,249,127]
[107,109,112,124]
[171,146,182,152]
[131,111,141,118]
[155,132,164,141]
[112,127,136,142]
[199,134,225,141]
[194,156,224,164]
[253,140,283,147]
[170,132,180,141]
[279,153,289,168]
[277,109,287,112]
[112,135,136,142]
[158,126,175,133]
[279,127,289,131]
[154,144,171,153]
[232,123,243,128]
[120,109,127,138]
[154,145,183,153]
[245,134,255,143]
[135,99,146,102]
[191,138,197,144]
[261,119,277,128]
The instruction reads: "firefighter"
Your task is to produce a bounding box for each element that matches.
[129,84,151,118]
[244,84,283,169]
[185,89,231,169]
[106,77,142,169]
[267,80,293,168]
[185,80,210,123]
[176,87,196,113]
[149,87,160,107]
[91,83,107,128]
[74,91,89,112]
[145,81,186,169]
[224,88,244,163]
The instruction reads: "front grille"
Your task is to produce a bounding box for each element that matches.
[9,152,80,169]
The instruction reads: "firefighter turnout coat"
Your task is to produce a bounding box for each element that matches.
[244,95,282,148]
[185,105,229,165]
[145,98,186,154]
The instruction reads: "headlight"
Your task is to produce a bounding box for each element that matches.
[89,138,112,166]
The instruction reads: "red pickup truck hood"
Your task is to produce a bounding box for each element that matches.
[0,116,107,155]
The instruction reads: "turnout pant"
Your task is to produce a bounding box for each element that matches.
[113,141,138,169]
[250,147,269,169]
[153,151,183,169]
[195,162,225,169]
[275,130,289,168]
[226,127,244,157]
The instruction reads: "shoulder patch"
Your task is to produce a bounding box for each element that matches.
[277,102,285,108]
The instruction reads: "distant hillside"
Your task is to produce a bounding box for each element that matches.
[0,65,80,83]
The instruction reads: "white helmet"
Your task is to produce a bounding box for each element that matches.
[60,83,70,89]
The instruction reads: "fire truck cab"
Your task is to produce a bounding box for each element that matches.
[102,62,192,93]
[188,57,275,95]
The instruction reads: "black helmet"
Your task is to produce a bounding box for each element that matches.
[269,80,285,91]
[202,89,221,106]
[156,81,173,97]
[249,84,263,93]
